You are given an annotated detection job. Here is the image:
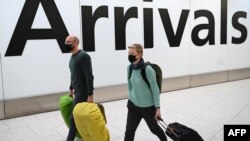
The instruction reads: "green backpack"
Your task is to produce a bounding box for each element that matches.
[129,62,162,92]
[59,95,81,138]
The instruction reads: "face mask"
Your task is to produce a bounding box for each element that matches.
[128,55,137,63]
[65,44,74,51]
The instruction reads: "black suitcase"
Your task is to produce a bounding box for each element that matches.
[158,118,204,141]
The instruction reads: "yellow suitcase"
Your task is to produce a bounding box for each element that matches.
[73,102,110,141]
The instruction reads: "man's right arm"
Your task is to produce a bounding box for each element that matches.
[69,82,74,97]
[79,54,94,96]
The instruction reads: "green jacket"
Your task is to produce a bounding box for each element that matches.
[127,65,160,108]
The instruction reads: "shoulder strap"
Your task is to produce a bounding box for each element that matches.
[141,62,150,89]
[128,65,133,79]
[97,103,107,124]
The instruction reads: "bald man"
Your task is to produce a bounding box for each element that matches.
[65,35,94,141]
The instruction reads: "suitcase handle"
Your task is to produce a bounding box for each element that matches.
[157,118,182,139]
[157,117,168,129]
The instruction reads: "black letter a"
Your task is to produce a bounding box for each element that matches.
[5,0,69,56]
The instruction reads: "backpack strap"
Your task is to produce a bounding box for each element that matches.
[141,62,150,89]
[128,65,133,79]
[129,62,151,90]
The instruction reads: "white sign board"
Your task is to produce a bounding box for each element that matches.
[0,0,249,99]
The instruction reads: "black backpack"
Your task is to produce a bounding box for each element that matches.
[129,62,162,92]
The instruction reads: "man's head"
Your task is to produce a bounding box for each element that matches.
[65,35,79,53]
[128,43,143,64]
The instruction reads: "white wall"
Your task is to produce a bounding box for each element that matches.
[190,0,250,74]
[190,0,228,74]
[228,0,250,70]
[0,0,249,100]
[150,0,191,78]
[0,54,3,100]
[0,0,81,99]
[82,0,144,87]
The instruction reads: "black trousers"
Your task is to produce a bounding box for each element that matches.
[124,100,167,141]
[67,113,77,141]
[67,89,88,141]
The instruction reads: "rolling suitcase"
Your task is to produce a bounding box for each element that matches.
[158,118,204,141]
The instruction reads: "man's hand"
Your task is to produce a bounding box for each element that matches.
[87,95,94,103]
[155,108,161,120]
[69,89,74,97]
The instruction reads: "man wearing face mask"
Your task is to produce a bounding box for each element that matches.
[124,44,167,141]
[65,35,94,141]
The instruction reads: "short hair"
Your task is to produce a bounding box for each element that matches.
[128,44,143,54]
[72,36,79,44]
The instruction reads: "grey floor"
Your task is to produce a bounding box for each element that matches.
[0,79,250,141]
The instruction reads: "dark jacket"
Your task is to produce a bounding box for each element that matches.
[69,50,94,102]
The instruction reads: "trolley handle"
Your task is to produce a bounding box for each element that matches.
[157,118,182,139]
